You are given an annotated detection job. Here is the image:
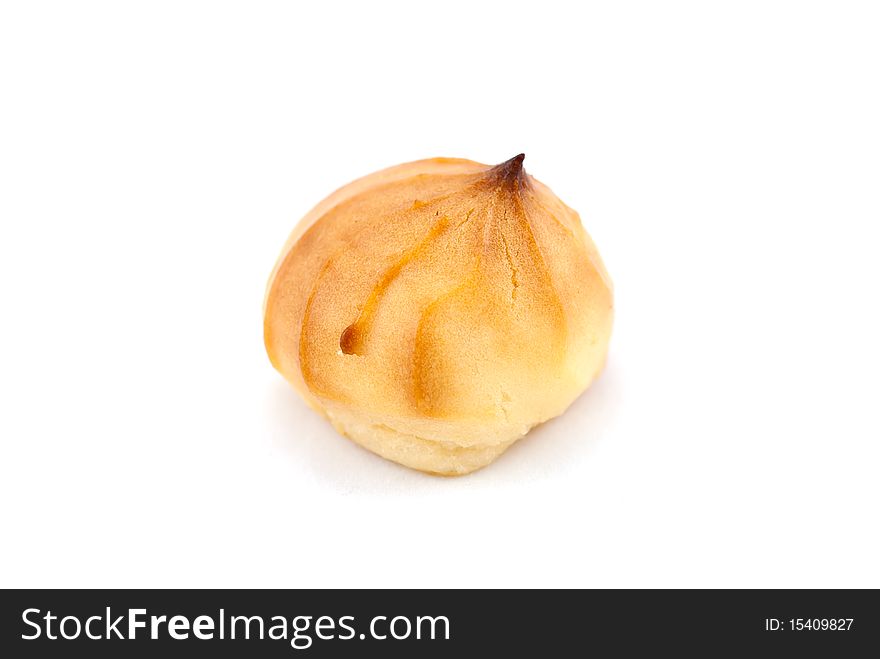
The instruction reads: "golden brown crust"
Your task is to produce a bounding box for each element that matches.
[264,156,613,474]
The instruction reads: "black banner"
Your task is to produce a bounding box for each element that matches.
[1,589,877,657]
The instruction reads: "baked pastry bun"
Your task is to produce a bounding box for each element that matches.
[264,155,613,475]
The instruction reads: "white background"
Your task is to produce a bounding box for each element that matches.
[1,1,878,588]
